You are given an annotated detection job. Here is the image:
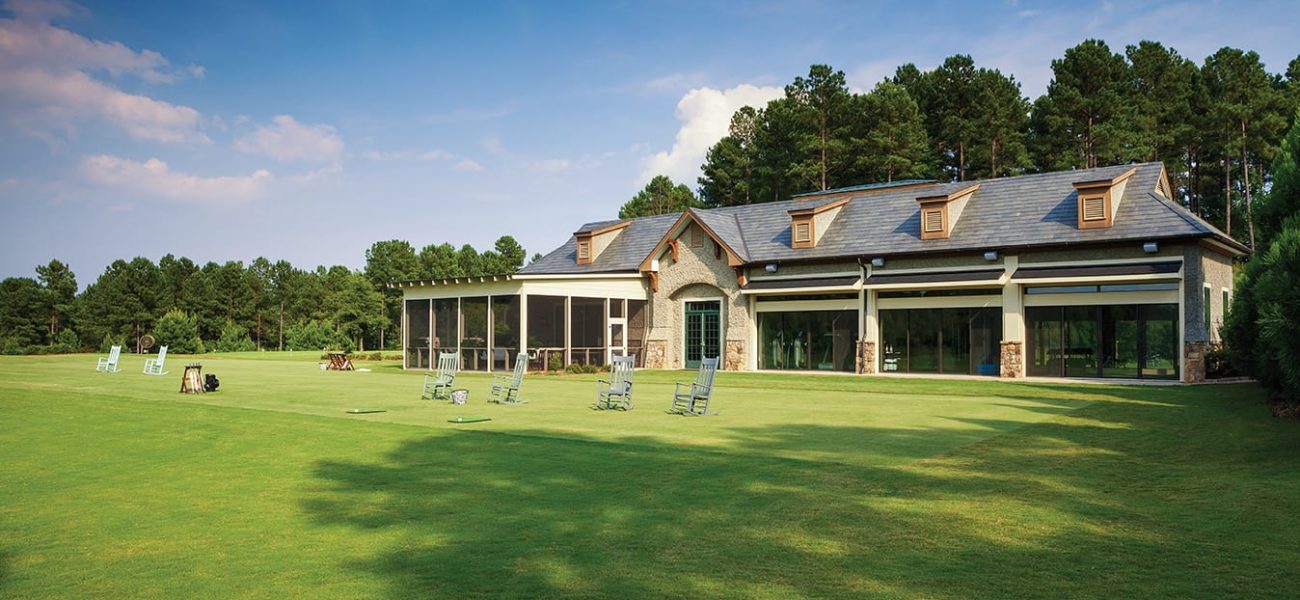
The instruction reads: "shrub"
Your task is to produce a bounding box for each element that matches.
[100,333,126,353]
[564,362,601,374]
[55,329,80,351]
[0,338,21,355]
[153,310,204,354]
[287,320,343,351]
[1225,216,1300,405]
[213,322,256,353]
[368,352,383,361]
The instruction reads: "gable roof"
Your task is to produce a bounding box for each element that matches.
[518,162,1246,276]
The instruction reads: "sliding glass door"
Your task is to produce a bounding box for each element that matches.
[878,308,1001,375]
[1026,303,1179,380]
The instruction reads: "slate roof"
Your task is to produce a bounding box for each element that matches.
[518,162,1244,276]
[522,212,681,274]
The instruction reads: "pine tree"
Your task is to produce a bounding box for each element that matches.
[1032,39,1138,170]
[856,82,931,182]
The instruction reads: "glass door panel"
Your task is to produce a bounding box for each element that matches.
[1064,306,1099,377]
[1027,306,1063,377]
[880,310,909,373]
[684,300,720,368]
[941,308,972,374]
[1140,304,1179,379]
[1101,305,1139,378]
[908,309,941,373]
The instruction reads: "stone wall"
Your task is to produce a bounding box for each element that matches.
[1000,341,1024,378]
[724,340,746,371]
[643,339,667,369]
[646,229,750,370]
[856,340,876,374]
[1184,341,1206,383]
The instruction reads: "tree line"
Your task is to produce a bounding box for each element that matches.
[621,40,1299,251]
[0,236,533,355]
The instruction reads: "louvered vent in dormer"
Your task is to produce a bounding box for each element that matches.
[1081,196,1106,221]
[915,183,979,240]
[1073,167,1136,230]
[787,198,849,249]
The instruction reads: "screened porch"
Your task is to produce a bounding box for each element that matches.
[404,294,648,372]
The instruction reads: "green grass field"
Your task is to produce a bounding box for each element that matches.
[2,353,1297,599]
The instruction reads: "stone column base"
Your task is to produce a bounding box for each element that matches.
[1183,341,1207,383]
[724,340,745,371]
[1000,341,1024,378]
[644,340,667,369]
[856,340,876,374]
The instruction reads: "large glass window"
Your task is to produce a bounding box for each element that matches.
[758,310,857,372]
[405,299,430,369]
[1026,303,1178,380]
[460,297,489,371]
[879,308,1002,375]
[570,297,606,366]
[492,296,520,371]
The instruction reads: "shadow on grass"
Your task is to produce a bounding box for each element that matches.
[299,378,1296,600]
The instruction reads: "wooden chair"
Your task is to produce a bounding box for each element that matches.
[670,357,718,416]
[421,352,459,400]
[488,353,528,404]
[96,345,122,373]
[594,355,636,410]
[143,345,169,376]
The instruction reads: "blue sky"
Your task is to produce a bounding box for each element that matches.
[1,0,1296,283]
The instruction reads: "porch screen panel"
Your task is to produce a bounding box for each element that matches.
[627,300,648,366]
[570,297,606,366]
[405,299,430,369]
[527,295,566,370]
[492,295,520,371]
[432,299,457,351]
[460,297,489,371]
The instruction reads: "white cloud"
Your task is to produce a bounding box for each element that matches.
[0,0,207,142]
[639,83,783,186]
[452,159,483,172]
[528,158,571,173]
[236,115,344,162]
[81,154,271,204]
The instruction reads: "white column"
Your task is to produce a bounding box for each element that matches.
[519,294,529,363]
[401,295,408,370]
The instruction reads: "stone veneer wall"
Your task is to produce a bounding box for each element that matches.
[856,340,875,374]
[1000,341,1024,378]
[1184,341,1207,383]
[645,233,750,370]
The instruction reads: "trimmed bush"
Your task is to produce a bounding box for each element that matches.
[214,322,256,353]
[286,320,344,351]
[153,310,205,354]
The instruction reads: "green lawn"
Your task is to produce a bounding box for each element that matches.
[1,353,1297,599]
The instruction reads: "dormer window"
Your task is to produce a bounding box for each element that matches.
[1073,167,1136,230]
[787,197,849,249]
[573,220,630,265]
[915,183,979,240]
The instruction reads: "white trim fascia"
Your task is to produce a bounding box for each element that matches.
[866,264,1005,275]
[1014,272,1182,286]
[877,296,1004,310]
[746,271,860,281]
[863,279,1004,291]
[1022,289,1180,307]
[740,283,862,295]
[754,299,860,312]
[512,273,644,280]
[1017,256,1185,269]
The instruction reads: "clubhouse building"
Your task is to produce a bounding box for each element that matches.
[397,162,1245,383]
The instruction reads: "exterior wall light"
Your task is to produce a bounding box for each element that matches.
[871,257,886,268]
[983,250,998,261]
[1143,242,1159,254]
[765,263,779,273]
